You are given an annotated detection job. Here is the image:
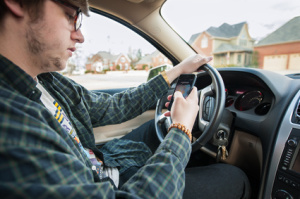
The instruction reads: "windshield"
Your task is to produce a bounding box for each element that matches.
[161,0,300,75]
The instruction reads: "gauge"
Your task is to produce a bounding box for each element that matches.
[255,103,271,115]
[235,90,263,111]
[225,97,234,107]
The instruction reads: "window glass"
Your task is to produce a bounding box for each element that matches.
[63,12,172,90]
[162,0,300,74]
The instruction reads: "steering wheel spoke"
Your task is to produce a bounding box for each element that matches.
[198,84,213,131]
[157,114,172,127]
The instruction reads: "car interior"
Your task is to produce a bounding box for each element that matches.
[71,0,300,198]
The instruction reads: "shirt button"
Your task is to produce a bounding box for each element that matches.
[32,90,36,94]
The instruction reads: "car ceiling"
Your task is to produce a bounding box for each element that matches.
[89,0,166,25]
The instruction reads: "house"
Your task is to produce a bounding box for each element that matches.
[189,22,255,67]
[85,51,131,72]
[254,16,300,71]
[135,51,172,70]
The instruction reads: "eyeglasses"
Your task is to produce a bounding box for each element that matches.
[52,0,82,31]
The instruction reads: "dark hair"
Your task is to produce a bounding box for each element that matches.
[0,0,45,24]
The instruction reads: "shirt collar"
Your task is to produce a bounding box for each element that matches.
[0,54,41,100]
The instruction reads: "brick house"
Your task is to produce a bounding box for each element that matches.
[188,22,255,67]
[85,51,131,72]
[254,16,300,71]
[135,51,171,70]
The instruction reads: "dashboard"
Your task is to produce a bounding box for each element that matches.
[196,69,274,116]
[195,67,300,199]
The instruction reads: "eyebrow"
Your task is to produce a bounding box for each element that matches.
[52,0,81,12]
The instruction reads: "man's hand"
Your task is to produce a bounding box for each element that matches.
[165,87,199,131]
[165,55,212,84]
[163,55,211,132]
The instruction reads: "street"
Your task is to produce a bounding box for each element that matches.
[66,69,300,91]
[67,71,149,90]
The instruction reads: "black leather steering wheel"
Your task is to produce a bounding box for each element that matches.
[155,64,226,152]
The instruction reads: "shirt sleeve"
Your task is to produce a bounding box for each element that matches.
[83,74,169,127]
[1,79,191,199]
[41,72,170,128]
[119,128,191,198]
[0,104,191,199]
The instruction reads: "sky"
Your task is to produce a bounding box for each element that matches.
[75,0,300,63]
[162,0,300,40]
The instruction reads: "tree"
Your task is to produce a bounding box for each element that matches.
[251,51,259,68]
[127,48,142,66]
[67,44,86,75]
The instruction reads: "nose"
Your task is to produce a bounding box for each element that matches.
[71,29,85,43]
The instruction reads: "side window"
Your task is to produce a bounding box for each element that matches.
[63,12,172,90]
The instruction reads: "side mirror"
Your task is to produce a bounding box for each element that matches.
[147,64,172,81]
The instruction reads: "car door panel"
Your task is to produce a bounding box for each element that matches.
[92,88,156,144]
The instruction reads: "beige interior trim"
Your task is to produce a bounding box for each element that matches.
[126,0,144,3]
[93,110,155,144]
[89,0,195,63]
[224,130,263,174]
[200,130,263,175]
[135,7,195,61]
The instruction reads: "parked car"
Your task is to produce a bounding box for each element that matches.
[76,0,300,198]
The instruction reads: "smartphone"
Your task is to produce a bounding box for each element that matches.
[168,74,197,111]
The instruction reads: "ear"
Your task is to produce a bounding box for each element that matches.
[4,0,25,17]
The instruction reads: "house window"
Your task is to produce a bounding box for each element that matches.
[239,31,247,46]
[120,57,126,63]
[237,54,242,64]
[201,36,208,48]
[239,39,247,46]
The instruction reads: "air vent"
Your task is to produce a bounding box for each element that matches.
[293,99,300,124]
[297,101,300,118]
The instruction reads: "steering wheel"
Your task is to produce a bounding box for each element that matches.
[155,64,226,152]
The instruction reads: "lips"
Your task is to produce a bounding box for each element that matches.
[67,47,76,56]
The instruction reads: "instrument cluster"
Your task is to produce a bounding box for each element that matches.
[225,87,272,115]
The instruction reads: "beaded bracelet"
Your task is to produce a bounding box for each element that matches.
[168,123,192,142]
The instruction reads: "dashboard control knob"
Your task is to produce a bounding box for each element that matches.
[287,139,298,147]
[273,189,293,199]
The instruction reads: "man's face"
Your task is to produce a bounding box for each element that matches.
[25,0,84,74]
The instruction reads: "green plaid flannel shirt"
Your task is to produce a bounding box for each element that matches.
[0,54,191,198]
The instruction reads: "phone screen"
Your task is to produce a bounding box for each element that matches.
[168,74,197,110]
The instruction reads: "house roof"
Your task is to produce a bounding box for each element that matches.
[214,43,253,54]
[188,33,202,44]
[136,50,159,65]
[188,22,246,44]
[255,16,300,46]
[96,51,120,60]
[207,22,246,38]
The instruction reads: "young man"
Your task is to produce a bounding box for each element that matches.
[0,0,250,198]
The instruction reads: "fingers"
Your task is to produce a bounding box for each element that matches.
[164,111,170,117]
[186,87,198,101]
[165,88,197,109]
[194,55,213,67]
[169,88,199,131]
[177,54,213,74]
[165,95,172,108]
[173,90,183,98]
[165,92,183,109]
